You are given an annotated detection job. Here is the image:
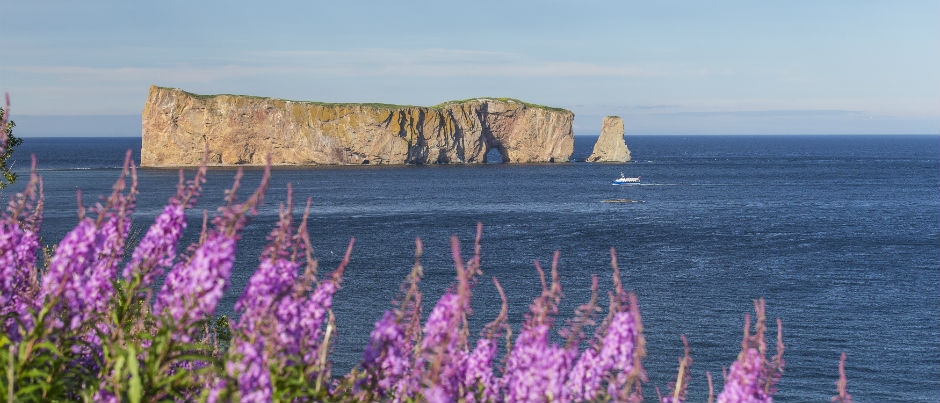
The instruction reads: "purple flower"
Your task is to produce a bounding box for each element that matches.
[462,338,498,403]
[226,338,272,403]
[421,292,463,357]
[357,244,425,403]
[241,258,297,322]
[0,221,33,302]
[234,245,296,317]
[0,221,39,339]
[123,167,204,287]
[229,195,303,402]
[564,254,647,403]
[359,309,421,403]
[423,384,449,403]
[234,193,300,320]
[226,181,351,398]
[461,277,509,403]
[235,214,300,335]
[92,388,118,403]
[565,346,604,402]
[0,164,42,340]
[601,251,648,402]
[502,323,575,403]
[717,347,767,403]
[419,236,477,402]
[265,268,344,369]
[501,256,571,403]
[361,311,411,396]
[154,230,236,341]
[124,204,186,287]
[602,311,640,398]
[360,311,409,390]
[206,377,228,403]
[300,279,338,362]
[226,196,350,398]
[717,299,784,403]
[429,348,468,403]
[85,215,131,314]
[0,171,42,298]
[40,217,121,331]
[154,167,269,341]
[38,155,136,337]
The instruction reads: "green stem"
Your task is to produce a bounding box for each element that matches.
[7,344,14,403]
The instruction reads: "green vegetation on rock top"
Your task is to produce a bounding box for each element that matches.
[431,97,570,113]
[154,86,570,113]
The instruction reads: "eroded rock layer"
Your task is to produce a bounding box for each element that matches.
[140,86,574,167]
[587,116,631,163]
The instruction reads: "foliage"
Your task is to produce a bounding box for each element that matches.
[0,103,23,190]
[431,97,571,113]
[0,143,855,402]
[158,85,570,113]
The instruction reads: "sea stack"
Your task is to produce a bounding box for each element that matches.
[587,116,631,163]
[140,86,574,167]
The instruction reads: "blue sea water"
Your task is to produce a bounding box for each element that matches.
[8,135,940,402]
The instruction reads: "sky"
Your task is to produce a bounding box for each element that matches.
[1,1,938,136]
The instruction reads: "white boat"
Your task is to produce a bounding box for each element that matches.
[612,172,640,185]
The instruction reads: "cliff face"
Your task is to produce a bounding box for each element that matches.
[587,116,631,163]
[140,86,574,167]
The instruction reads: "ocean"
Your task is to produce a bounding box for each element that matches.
[8,135,939,402]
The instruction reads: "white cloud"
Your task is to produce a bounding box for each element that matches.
[4,47,936,132]
[7,64,288,83]
[6,48,651,83]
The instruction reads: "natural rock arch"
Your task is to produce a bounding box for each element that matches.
[141,86,575,167]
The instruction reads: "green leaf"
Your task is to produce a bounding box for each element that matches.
[128,346,142,403]
[22,368,51,380]
[5,342,13,403]
[16,383,48,398]
[33,341,64,357]
[112,354,126,395]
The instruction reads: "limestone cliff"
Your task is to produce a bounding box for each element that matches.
[140,86,574,167]
[587,116,631,163]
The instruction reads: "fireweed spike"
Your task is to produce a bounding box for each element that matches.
[154,164,270,342]
[716,298,784,403]
[122,162,206,289]
[38,152,137,335]
[832,352,852,403]
[0,156,43,341]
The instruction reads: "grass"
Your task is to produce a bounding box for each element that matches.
[153,86,572,113]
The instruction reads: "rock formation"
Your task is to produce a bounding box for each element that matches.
[587,116,631,163]
[140,86,574,167]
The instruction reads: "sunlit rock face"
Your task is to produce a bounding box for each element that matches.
[141,86,574,167]
[587,116,631,163]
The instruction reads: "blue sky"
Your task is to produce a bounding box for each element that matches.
[2,1,937,136]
